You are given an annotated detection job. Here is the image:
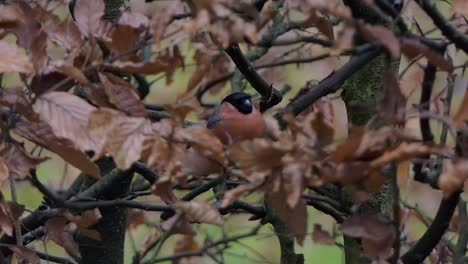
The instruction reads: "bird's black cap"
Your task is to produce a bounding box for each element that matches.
[222,92,253,114]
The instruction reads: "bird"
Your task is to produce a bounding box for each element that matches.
[207,92,266,144]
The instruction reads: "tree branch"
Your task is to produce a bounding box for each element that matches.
[279,45,380,118]
[224,44,282,112]
[401,191,462,263]
[416,0,468,54]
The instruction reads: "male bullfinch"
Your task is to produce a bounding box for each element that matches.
[207,92,266,144]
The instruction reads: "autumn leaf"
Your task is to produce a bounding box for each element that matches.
[453,0,468,16]
[0,88,38,121]
[161,214,195,235]
[0,143,47,180]
[119,11,149,29]
[312,224,336,245]
[0,192,25,237]
[53,61,89,84]
[0,41,33,73]
[108,46,184,84]
[220,180,263,208]
[105,25,145,61]
[14,120,100,178]
[266,185,308,246]
[99,73,147,117]
[33,92,103,155]
[152,179,177,204]
[340,214,395,259]
[88,108,155,169]
[174,235,200,264]
[438,159,468,196]
[185,50,230,95]
[176,126,226,165]
[359,24,400,58]
[370,142,452,169]
[401,38,453,72]
[73,0,110,38]
[45,217,81,258]
[379,69,406,124]
[65,209,102,241]
[164,98,201,122]
[42,17,83,51]
[9,246,40,264]
[454,90,468,128]
[175,201,224,226]
[229,138,288,180]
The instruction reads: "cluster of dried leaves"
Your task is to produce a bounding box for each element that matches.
[0,0,465,263]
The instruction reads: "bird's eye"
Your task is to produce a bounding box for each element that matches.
[236,98,253,114]
[242,98,252,108]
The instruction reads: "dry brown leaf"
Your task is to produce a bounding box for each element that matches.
[438,159,468,195]
[0,41,33,73]
[65,209,102,240]
[360,24,400,58]
[164,99,201,122]
[176,126,226,165]
[161,214,195,235]
[282,154,305,208]
[370,142,452,169]
[128,209,145,230]
[74,0,110,38]
[42,17,83,51]
[109,46,184,84]
[152,179,177,204]
[174,235,200,264]
[175,201,223,226]
[185,50,230,95]
[401,38,453,73]
[229,138,287,180]
[179,149,224,178]
[45,217,81,258]
[331,24,355,55]
[88,108,154,169]
[332,128,396,162]
[266,185,308,246]
[9,246,40,264]
[33,92,103,154]
[0,163,8,184]
[379,69,406,124]
[340,214,395,259]
[220,180,263,208]
[453,0,468,16]
[119,11,149,29]
[0,192,25,236]
[305,12,334,40]
[99,73,147,117]
[454,90,468,128]
[105,25,144,61]
[312,224,335,245]
[14,120,100,178]
[0,88,37,121]
[53,61,89,84]
[0,143,47,180]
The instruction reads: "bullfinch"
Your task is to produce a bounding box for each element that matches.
[207,92,266,144]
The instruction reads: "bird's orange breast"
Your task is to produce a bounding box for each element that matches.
[211,102,266,144]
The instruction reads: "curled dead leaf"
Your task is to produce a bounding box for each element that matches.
[175,201,223,226]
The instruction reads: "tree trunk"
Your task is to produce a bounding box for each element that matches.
[75,2,129,264]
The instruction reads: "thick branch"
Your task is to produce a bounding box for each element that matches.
[413,61,437,185]
[225,44,282,112]
[401,191,461,263]
[417,0,468,54]
[280,45,380,117]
